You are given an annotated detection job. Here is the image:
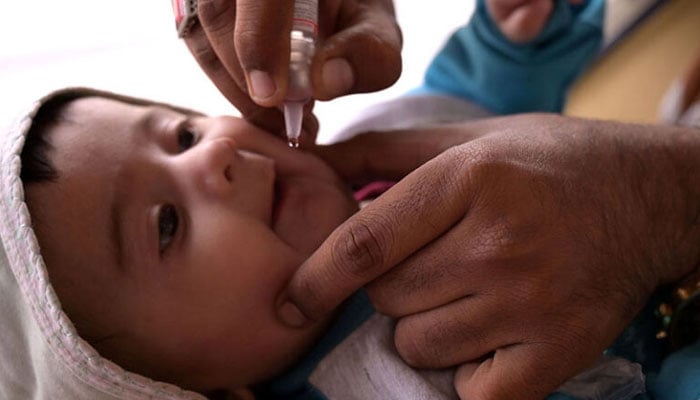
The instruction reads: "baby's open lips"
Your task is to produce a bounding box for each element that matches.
[271,179,283,227]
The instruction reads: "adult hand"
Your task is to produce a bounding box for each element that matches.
[182,0,402,137]
[282,114,700,399]
[486,0,584,43]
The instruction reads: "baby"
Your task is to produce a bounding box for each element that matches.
[18,88,360,399]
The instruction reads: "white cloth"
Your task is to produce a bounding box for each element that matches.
[308,313,645,400]
[310,314,458,400]
[0,88,205,400]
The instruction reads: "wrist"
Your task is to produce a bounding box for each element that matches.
[645,125,700,285]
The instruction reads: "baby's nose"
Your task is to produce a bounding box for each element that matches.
[191,137,237,196]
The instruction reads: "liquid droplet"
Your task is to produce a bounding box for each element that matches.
[288,137,300,148]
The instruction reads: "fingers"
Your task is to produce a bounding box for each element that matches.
[366,210,494,316]
[453,344,587,400]
[234,0,294,106]
[193,0,401,103]
[279,148,477,326]
[312,0,402,100]
[185,0,402,137]
[194,0,294,107]
[186,0,320,139]
[392,294,518,369]
[367,166,556,317]
[185,2,293,136]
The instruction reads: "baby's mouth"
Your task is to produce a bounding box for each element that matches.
[271,179,284,228]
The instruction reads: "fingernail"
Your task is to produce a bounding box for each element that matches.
[248,70,276,101]
[278,301,309,328]
[322,58,354,98]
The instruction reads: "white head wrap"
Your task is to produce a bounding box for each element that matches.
[0,88,206,399]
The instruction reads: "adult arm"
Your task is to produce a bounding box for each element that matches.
[282,114,700,399]
[182,0,402,137]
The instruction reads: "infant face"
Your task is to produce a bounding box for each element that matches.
[24,96,358,392]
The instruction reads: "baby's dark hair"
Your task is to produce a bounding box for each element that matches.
[20,92,82,185]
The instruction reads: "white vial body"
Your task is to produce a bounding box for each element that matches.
[286,30,316,101]
[285,0,318,144]
[287,0,317,101]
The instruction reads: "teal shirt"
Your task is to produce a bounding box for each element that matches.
[414,0,604,114]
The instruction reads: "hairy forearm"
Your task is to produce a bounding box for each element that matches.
[568,118,700,290]
[635,123,700,284]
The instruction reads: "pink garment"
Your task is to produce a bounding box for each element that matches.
[353,181,396,202]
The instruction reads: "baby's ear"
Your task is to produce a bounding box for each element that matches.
[227,387,255,400]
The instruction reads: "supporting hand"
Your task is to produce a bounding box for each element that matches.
[284,114,700,399]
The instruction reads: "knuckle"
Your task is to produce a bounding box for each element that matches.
[233,27,280,71]
[369,35,401,78]
[330,216,392,281]
[367,263,446,318]
[234,24,265,51]
[353,32,402,90]
[365,281,400,316]
[393,324,426,367]
[198,0,236,37]
[187,36,219,67]
[232,2,291,70]
[394,319,444,368]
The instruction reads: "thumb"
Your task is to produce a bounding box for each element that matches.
[454,344,589,400]
[233,0,295,107]
[312,2,402,100]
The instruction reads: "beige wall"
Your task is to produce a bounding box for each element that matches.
[566,0,700,123]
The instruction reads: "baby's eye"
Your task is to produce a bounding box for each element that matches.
[158,204,179,253]
[177,127,197,152]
